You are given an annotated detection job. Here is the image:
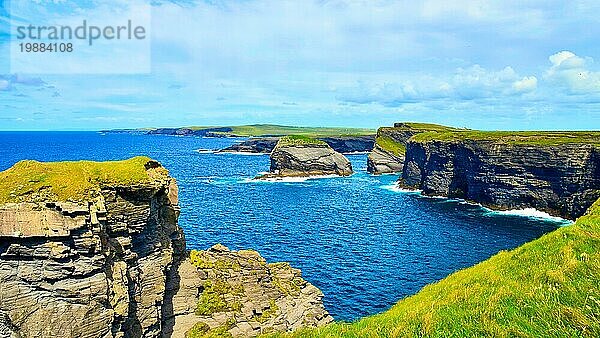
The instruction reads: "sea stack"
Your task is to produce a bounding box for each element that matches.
[260,136,353,179]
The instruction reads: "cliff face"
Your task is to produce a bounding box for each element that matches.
[261,137,353,179]
[367,123,458,175]
[0,162,184,338]
[400,139,600,219]
[0,158,333,338]
[219,136,374,154]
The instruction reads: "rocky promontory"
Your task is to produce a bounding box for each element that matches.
[259,136,353,179]
[400,131,600,219]
[218,135,374,154]
[367,123,460,175]
[0,157,332,338]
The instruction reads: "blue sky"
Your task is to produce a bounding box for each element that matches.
[0,0,599,130]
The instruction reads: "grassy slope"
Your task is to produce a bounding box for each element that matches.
[0,156,162,203]
[374,135,406,156]
[270,201,600,338]
[412,130,600,146]
[175,124,374,137]
[374,123,458,156]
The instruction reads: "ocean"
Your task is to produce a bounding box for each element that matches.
[0,131,568,321]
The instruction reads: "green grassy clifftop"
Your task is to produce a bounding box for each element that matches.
[0,156,166,203]
[412,130,600,146]
[268,201,600,337]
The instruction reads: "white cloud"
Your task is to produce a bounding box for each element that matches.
[545,50,600,94]
[512,76,537,93]
[0,79,9,91]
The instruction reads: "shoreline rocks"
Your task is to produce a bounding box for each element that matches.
[400,139,600,220]
[219,135,375,155]
[258,137,353,179]
[0,158,333,338]
[164,244,333,338]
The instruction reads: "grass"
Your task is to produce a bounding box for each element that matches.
[146,124,375,137]
[276,135,327,147]
[266,200,600,338]
[412,130,600,146]
[393,122,461,132]
[375,135,407,156]
[0,156,163,203]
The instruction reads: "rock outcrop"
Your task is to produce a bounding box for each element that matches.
[318,136,374,153]
[259,137,353,179]
[400,134,600,219]
[219,136,375,154]
[0,160,184,338]
[218,137,280,154]
[164,244,333,337]
[367,123,459,175]
[0,158,332,338]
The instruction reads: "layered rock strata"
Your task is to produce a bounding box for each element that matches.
[367,123,458,175]
[164,244,333,337]
[400,138,600,219]
[219,136,374,154]
[0,158,332,338]
[259,138,353,179]
[0,161,183,338]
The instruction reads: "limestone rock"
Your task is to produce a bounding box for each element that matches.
[367,146,405,174]
[164,245,333,338]
[399,139,600,219]
[219,136,374,154]
[0,159,184,338]
[260,139,353,179]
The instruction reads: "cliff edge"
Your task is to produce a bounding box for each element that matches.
[400,131,600,219]
[0,157,331,338]
[367,123,460,175]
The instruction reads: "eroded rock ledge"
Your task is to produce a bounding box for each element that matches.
[258,136,353,179]
[0,158,331,338]
[165,244,333,337]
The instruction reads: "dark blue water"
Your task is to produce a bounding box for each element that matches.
[0,132,566,321]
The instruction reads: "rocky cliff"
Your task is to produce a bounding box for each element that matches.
[165,244,332,337]
[219,136,374,154]
[0,157,332,338]
[367,123,459,175]
[0,157,184,338]
[400,131,600,219]
[259,136,353,179]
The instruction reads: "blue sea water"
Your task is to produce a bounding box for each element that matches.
[0,132,568,321]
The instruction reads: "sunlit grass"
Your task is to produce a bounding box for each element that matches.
[267,200,600,337]
[0,156,163,203]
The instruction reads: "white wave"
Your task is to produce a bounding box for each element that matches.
[244,174,344,183]
[196,149,217,154]
[486,208,572,224]
[379,183,421,193]
[343,151,369,155]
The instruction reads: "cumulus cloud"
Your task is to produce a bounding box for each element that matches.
[545,51,600,94]
[512,76,537,93]
[0,79,9,91]
[337,64,536,106]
